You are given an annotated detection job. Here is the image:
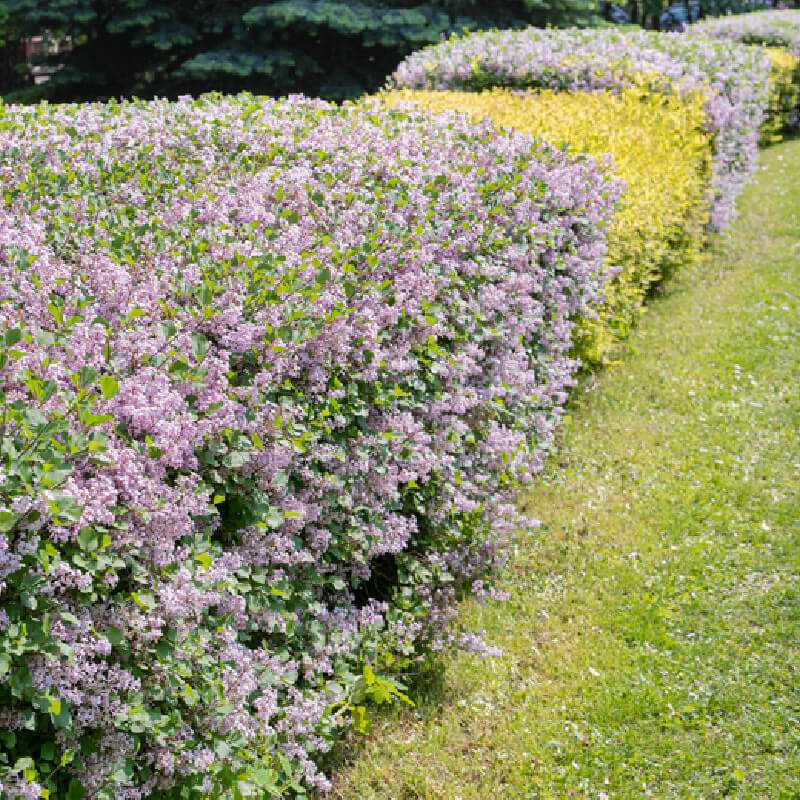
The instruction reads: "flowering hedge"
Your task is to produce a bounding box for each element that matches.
[690,10,800,54]
[0,95,618,799]
[390,27,772,230]
[690,12,800,140]
[379,87,711,365]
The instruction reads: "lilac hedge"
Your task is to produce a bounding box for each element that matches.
[391,27,772,230]
[0,95,618,799]
[691,11,800,140]
[690,10,800,55]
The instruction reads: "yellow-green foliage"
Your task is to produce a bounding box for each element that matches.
[379,88,712,365]
[763,47,800,143]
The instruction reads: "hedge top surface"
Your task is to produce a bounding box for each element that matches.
[379,87,710,235]
[389,26,771,103]
[390,26,772,229]
[378,87,711,364]
[691,10,800,55]
[0,94,617,800]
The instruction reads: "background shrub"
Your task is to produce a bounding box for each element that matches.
[690,9,800,54]
[379,87,712,365]
[690,11,800,140]
[390,27,772,230]
[762,47,800,142]
[0,94,618,800]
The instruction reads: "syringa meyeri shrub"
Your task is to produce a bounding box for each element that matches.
[0,95,619,799]
[391,27,772,230]
[690,12,800,140]
[691,10,800,54]
[380,87,712,365]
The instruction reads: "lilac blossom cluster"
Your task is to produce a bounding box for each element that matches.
[691,10,800,55]
[0,94,618,799]
[390,27,772,229]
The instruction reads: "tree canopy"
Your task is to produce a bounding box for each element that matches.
[1,0,598,101]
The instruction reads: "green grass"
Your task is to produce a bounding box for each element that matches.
[330,140,800,799]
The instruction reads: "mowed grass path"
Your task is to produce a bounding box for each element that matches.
[331,139,800,799]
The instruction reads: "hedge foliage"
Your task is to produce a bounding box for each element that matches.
[762,47,800,142]
[0,94,619,800]
[689,12,800,141]
[390,27,772,230]
[380,87,712,365]
[690,9,800,54]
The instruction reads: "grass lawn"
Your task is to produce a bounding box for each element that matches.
[330,139,800,799]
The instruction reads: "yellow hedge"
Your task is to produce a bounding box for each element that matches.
[763,47,800,143]
[379,88,712,365]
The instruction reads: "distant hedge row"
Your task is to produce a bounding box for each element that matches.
[691,11,800,140]
[387,24,800,362]
[391,27,774,230]
[691,9,800,55]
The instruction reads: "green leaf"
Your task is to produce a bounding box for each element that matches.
[104,626,124,647]
[0,510,19,533]
[99,375,119,400]
[80,411,114,427]
[3,327,22,346]
[195,552,212,570]
[351,704,368,733]
[131,592,155,611]
[66,778,85,800]
[77,528,98,551]
[125,307,146,323]
[251,767,279,790]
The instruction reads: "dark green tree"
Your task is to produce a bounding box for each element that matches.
[0,1,27,94]
[2,0,598,101]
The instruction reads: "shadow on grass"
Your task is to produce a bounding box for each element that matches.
[762,126,800,146]
[320,655,450,780]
